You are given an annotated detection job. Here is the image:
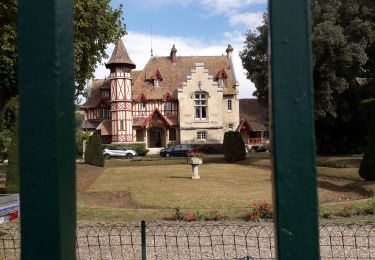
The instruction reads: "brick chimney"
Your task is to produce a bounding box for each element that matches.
[170,44,177,63]
[226,44,234,57]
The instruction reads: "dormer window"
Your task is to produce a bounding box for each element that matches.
[101,89,109,97]
[218,78,225,86]
[164,101,172,110]
[154,79,161,87]
[151,69,163,88]
[139,102,146,111]
[216,69,228,87]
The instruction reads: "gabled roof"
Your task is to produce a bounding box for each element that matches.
[81,119,102,129]
[236,119,253,132]
[133,115,178,127]
[142,109,172,128]
[80,79,110,109]
[81,69,140,109]
[239,99,268,131]
[105,39,136,69]
[132,56,237,100]
[96,119,112,135]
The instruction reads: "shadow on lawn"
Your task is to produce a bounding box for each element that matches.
[318,180,369,194]
[166,176,191,179]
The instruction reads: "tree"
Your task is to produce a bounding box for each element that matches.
[0,97,18,161]
[5,116,19,193]
[241,1,374,118]
[240,14,269,106]
[358,99,375,181]
[0,0,17,111]
[240,0,375,154]
[73,0,126,99]
[0,0,126,110]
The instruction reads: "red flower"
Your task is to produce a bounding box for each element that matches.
[184,212,197,222]
[250,202,257,208]
[249,215,255,221]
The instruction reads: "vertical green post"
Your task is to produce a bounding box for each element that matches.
[268,0,320,259]
[141,220,146,260]
[18,0,76,259]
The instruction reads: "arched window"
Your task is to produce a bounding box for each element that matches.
[194,92,207,120]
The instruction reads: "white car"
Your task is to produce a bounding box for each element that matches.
[103,147,137,160]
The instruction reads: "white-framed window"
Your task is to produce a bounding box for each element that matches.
[194,92,207,120]
[102,89,109,97]
[154,79,161,87]
[227,99,232,111]
[164,101,172,110]
[120,120,124,130]
[139,102,146,111]
[218,78,225,86]
[197,131,206,140]
[100,107,109,119]
[228,124,234,131]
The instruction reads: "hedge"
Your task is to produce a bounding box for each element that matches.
[102,143,149,156]
[192,144,224,154]
[85,135,104,167]
[223,131,246,162]
[359,99,375,181]
[6,121,19,193]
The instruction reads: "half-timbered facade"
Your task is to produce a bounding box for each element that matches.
[81,38,267,148]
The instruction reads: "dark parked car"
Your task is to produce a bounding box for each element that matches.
[159,144,193,157]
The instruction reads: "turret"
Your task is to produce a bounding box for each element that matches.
[106,38,135,143]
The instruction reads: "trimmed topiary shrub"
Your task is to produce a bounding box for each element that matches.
[6,121,19,193]
[85,135,104,167]
[359,99,375,181]
[223,131,246,162]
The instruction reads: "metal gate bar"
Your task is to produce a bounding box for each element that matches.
[18,0,76,259]
[269,0,320,259]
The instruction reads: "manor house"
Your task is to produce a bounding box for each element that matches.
[81,38,268,148]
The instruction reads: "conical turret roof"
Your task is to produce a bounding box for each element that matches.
[105,38,136,69]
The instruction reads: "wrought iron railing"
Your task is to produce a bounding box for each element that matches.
[0,223,374,260]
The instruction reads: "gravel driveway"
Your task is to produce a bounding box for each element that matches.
[1,222,374,259]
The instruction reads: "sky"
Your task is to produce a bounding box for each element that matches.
[94,0,267,98]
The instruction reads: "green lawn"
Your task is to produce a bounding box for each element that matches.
[77,155,375,223]
[80,163,272,221]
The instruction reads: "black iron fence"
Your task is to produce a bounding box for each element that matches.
[0,223,374,259]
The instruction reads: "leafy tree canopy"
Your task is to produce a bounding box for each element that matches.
[240,0,375,119]
[0,0,126,110]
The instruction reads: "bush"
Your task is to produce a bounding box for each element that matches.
[223,131,246,162]
[248,202,273,221]
[6,122,19,193]
[102,143,149,156]
[359,99,375,181]
[85,135,104,167]
[193,144,224,154]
